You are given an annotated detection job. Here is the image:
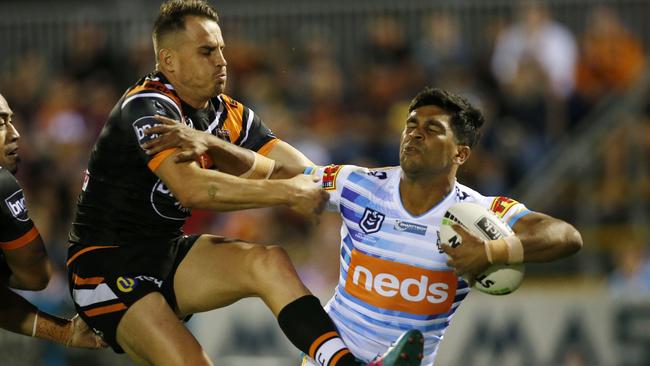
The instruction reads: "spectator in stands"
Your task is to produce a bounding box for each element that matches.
[491,1,577,99]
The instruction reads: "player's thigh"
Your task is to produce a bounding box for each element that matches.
[174,234,308,316]
[116,292,211,366]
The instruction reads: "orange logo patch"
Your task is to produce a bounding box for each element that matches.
[490,196,518,218]
[322,165,342,191]
[345,250,457,315]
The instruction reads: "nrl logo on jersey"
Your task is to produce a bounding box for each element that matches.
[359,208,385,234]
[5,190,29,222]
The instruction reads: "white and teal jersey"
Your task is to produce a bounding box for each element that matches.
[304,165,530,366]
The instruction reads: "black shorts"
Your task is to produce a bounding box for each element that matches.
[66,234,200,353]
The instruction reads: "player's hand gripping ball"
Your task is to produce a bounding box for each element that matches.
[440,202,524,295]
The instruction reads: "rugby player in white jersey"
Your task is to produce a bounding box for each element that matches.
[143,87,583,365]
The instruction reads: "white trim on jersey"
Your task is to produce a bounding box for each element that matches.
[121,92,183,119]
[238,108,255,146]
[207,96,225,135]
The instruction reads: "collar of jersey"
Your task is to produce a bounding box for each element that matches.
[393,169,458,220]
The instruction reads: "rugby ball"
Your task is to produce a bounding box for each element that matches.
[439,202,524,295]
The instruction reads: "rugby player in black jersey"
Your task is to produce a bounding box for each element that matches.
[66,1,423,365]
[0,94,105,349]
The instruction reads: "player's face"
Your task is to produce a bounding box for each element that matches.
[0,95,20,174]
[399,105,462,176]
[174,16,227,100]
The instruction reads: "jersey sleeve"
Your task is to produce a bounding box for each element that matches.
[220,95,277,154]
[0,169,38,250]
[310,165,369,212]
[475,195,532,228]
[121,93,184,171]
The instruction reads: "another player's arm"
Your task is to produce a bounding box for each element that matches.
[153,156,325,215]
[1,236,51,290]
[263,139,314,167]
[0,173,51,290]
[142,115,310,178]
[0,286,106,349]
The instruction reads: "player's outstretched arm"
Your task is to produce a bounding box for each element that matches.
[0,285,106,349]
[153,155,327,217]
[443,212,582,278]
[1,235,51,291]
[510,212,583,262]
[263,139,314,167]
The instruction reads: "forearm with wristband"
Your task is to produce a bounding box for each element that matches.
[30,310,77,347]
[484,235,524,264]
[239,152,275,179]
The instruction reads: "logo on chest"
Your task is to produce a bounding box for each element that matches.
[359,208,385,234]
[150,179,191,220]
[393,220,427,236]
[215,127,230,141]
[345,250,457,315]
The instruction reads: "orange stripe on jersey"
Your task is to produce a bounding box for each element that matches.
[147,148,179,171]
[73,274,105,286]
[256,138,279,156]
[330,349,351,366]
[308,331,338,359]
[220,94,245,143]
[66,245,118,267]
[0,227,39,250]
[125,81,182,107]
[84,303,127,317]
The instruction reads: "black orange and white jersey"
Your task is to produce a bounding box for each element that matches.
[69,72,277,247]
[0,167,38,251]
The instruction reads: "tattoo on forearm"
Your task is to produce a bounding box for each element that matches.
[208,184,217,200]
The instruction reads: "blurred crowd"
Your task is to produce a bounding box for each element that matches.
[0,2,648,308]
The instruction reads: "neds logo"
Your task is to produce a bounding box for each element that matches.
[132,117,160,145]
[345,250,457,315]
[5,190,28,222]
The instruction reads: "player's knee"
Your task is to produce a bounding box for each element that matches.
[251,245,296,282]
[177,352,212,366]
[150,348,212,366]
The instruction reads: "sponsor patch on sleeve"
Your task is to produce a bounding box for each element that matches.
[322,165,342,191]
[5,190,28,222]
[132,116,164,147]
[490,196,519,218]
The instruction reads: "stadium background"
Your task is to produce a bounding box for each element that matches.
[1,0,649,365]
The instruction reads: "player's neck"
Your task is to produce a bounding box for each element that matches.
[399,172,455,216]
[159,70,210,109]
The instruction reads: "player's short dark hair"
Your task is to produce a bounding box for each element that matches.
[408,87,485,148]
[153,0,219,46]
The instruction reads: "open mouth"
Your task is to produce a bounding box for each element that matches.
[403,146,420,154]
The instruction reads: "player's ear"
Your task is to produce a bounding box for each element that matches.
[454,145,471,165]
[158,48,176,73]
